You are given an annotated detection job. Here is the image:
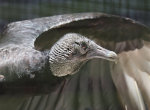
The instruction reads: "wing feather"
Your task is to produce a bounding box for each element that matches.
[33,13,150,109]
[1,13,104,47]
[115,41,150,108]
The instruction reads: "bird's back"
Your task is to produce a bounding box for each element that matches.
[0,44,48,81]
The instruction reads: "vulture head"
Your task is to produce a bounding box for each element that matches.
[49,33,117,76]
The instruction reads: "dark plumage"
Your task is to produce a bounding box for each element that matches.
[0,13,150,110]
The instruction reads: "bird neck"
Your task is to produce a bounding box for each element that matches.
[49,58,85,77]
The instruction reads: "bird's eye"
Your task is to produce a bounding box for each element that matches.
[81,42,87,50]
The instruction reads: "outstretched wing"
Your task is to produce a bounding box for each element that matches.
[0,13,105,47]
[33,13,150,110]
[2,12,149,49]
[1,13,150,110]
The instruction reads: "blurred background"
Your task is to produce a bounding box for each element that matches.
[0,0,150,33]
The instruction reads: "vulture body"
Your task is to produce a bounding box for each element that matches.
[0,13,150,110]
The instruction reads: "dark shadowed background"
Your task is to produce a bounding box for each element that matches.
[0,0,150,32]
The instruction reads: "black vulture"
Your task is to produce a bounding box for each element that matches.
[0,13,150,110]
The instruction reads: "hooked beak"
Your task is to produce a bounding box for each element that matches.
[87,44,118,62]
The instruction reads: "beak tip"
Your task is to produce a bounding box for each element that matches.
[107,51,118,62]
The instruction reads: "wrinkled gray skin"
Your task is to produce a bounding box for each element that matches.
[49,33,117,77]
